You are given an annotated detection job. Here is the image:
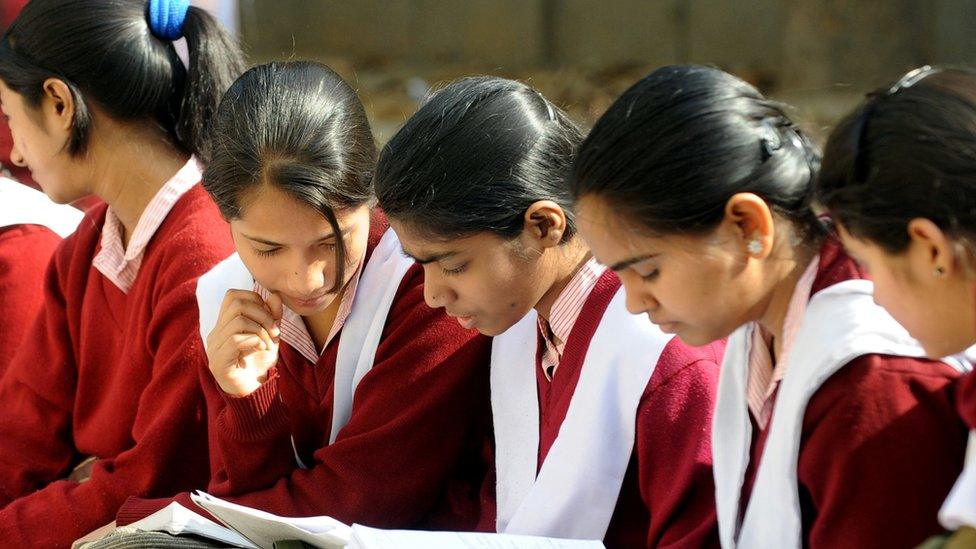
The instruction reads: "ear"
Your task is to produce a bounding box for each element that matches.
[40,78,75,132]
[723,192,775,258]
[905,218,957,278]
[522,200,569,250]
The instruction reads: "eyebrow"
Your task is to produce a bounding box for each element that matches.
[608,253,659,272]
[401,248,458,265]
[242,227,352,247]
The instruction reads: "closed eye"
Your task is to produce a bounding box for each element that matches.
[254,247,281,257]
[442,263,468,276]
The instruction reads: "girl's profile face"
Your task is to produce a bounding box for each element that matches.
[230,184,371,317]
[837,223,976,358]
[574,194,770,346]
[392,220,553,337]
[0,79,85,203]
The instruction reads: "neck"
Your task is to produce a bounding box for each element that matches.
[535,239,592,322]
[85,120,190,246]
[756,239,819,361]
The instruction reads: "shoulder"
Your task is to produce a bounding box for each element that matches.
[804,353,964,438]
[646,337,724,396]
[147,187,234,281]
[0,223,60,247]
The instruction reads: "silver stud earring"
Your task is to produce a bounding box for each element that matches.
[747,239,763,255]
[934,266,946,277]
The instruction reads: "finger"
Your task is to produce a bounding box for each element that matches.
[220,299,278,338]
[265,292,284,323]
[229,333,266,353]
[216,315,274,351]
[217,290,272,327]
[209,334,265,372]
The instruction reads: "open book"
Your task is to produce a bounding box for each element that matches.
[123,491,349,549]
[124,491,604,548]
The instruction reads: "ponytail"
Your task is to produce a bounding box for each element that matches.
[0,0,244,161]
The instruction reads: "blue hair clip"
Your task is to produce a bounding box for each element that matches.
[148,0,190,41]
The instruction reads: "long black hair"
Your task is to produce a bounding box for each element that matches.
[572,64,822,241]
[204,61,376,292]
[374,76,583,242]
[817,66,976,253]
[0,0,244,162]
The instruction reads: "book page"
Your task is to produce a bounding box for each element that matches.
[125,501,257,548]
[191,491,350,549]
[348,524,605,549]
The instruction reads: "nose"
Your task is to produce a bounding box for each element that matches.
[422,269,455,309]
[8,141,25,168]
[621,274,657,315]
[286,257,328,297]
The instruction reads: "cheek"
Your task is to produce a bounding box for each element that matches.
[237,254,279,289]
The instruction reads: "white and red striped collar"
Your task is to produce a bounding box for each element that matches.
[745,255,820,428]
[537,256,605,380]
[93,157,201,293]
[253,251,365,364]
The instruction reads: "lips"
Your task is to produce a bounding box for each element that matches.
[649,316,680,333]
[290,291,330,308]
[447,311,477,330]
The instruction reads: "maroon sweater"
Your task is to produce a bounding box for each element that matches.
[479,271,723,548]
[0,224,62,376]
[0,185,234,547]
[118,218,493,530]
[737,239,967,548]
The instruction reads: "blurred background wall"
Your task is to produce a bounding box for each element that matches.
[7,1,974,144]
[231,0,976,142]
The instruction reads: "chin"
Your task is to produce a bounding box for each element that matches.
[37,181,82,205]
[919,334,972,361]
[674,325,725,347]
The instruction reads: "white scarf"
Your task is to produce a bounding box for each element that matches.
[938,346,976,530]
[713,279,969,548]
[0,177,82,237]
[492,287,670,539]
[196,228,414,444]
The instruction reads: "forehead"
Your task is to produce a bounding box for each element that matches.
[391,220,506,257]
[575,195,650,257]
[0,80,22,108]
[233,185,356,239]
[576,194,713,265]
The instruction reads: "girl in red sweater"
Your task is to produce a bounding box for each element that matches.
[373,76,722,549]
[0,0,244,545]
[816,65,976,546]
[111,61,492,539]
[571,64,968,548]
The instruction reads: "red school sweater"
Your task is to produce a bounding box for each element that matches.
[738,238,967,548]
[118,218,494,530]
[0,185,234,548]
[0,224,62,376]
[479,271,724,549]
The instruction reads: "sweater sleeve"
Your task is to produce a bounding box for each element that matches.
[0,237,77,507]
[123,267,493,529]
[638,342,721,549]
[204,364,298,495]
[0,225,61,375]
[798,354,967,549]
[0,249,214,546]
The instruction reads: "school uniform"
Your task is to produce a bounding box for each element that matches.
[0,177,82,375]
[939,352,976,530]
[117,214,493,530]
[714,238,969,548]
[480,259,723,548]
[0,158,234,547]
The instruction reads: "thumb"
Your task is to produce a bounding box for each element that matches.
[266,292,284,322]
